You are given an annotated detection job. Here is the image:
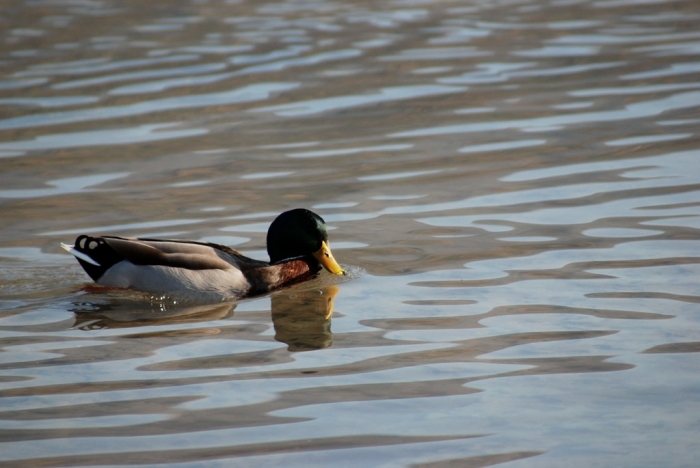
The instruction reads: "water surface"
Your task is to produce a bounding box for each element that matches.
[1,0,699,466]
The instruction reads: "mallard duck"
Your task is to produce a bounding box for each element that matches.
[62,208,345,301]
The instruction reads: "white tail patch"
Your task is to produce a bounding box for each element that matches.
[61,243,101,267]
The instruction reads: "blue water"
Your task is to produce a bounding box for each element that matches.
[1,0,699,466]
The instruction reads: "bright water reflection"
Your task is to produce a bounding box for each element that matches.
[1,0,699,467]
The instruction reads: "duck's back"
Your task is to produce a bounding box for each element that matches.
[69,235,257,300]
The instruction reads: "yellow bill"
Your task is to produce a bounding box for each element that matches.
[313,241,345,275]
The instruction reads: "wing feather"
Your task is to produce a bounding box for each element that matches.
[103,237,235,271]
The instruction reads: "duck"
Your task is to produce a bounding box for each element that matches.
[62,208,345,301]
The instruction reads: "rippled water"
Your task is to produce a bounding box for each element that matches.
[1,0,700,466]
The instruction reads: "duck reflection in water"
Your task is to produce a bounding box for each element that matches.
[71,299,237,331]
[71,285,339,352]
[271,285,338,352]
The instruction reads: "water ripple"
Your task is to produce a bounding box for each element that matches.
[15,54,201,76]
[0,83,298,130]
[53,63,228,90]
[391,91,700,137]
[0,123,208,155]
[255,85,465,116]
[1,0,699,466]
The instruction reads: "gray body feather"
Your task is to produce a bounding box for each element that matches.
[99,261,249,301]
